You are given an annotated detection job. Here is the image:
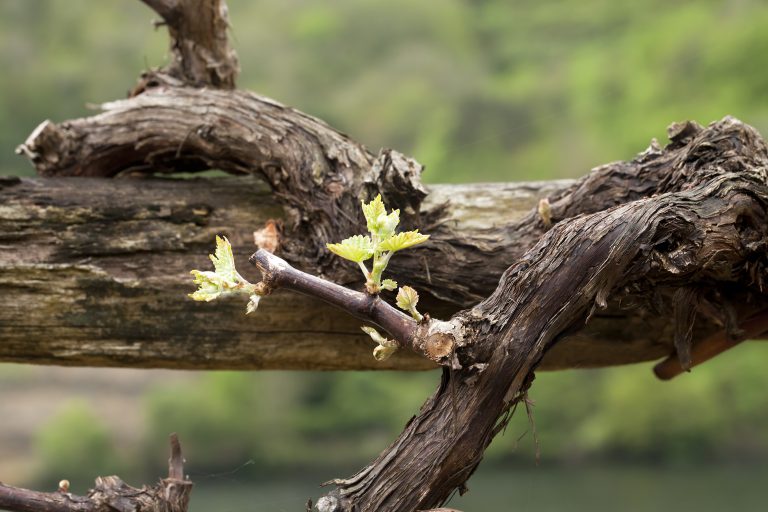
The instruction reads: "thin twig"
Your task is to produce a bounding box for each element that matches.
[250,249,419,348]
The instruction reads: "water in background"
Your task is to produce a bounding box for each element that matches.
[189,466,768,512]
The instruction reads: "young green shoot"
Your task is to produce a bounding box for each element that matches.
[189,235,263,314]
[327,194,430,359]
[326,194,429,295]
[361,326,399,361]
[190,195,431,363]
[396,286,423,322]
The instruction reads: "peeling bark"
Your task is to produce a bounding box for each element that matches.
[319,117,768,511]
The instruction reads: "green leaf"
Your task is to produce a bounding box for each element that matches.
[361,195,386,230]
[381,279,398,291]
[189,236,262,313]
[396,286,419,311]
[374,210,400,239]
[362,194,400,239]
[373,344,398,361]
[361,325,387,344]
[189,270,229,302]
[378,231,429,252]
[190,236,240,302]
[210,235,237,282]
[326,235,374,262]
[361,326,399,361]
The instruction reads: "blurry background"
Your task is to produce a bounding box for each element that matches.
[1,0,768,510]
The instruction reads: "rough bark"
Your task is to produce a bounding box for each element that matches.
[318,117,768,511]
[14,86,430,290]
[136,0,238,89]
[2,172,745,371]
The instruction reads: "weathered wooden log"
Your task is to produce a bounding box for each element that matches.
[3,173,668,371]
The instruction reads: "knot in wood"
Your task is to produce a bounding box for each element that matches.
[424,332,454,361]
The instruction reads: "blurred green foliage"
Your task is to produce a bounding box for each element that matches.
[35,401,133,492]
[490,343,768,465]
[2,0,768,181]
[1,0,768,486]
[142,371,436,477]
[136,344,768,480]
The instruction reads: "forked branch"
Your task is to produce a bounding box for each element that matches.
[316,118,768,511]
[248,249,460,365]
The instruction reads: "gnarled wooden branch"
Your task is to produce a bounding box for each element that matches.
[318,117,768,512]
[0,434,192,512]
[136,0,238,89]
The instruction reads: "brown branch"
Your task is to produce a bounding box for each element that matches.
[319,123,768,510]
[0,435,192,512]
[136,0,238,90]
[0,485,90,512]
[167,433,185,481]
[249,249,460,364]
[140,0,178,19]
[653,309,768,380]
[250,249,417,344]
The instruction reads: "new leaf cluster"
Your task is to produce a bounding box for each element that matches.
[326,194,429,295]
